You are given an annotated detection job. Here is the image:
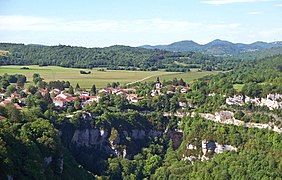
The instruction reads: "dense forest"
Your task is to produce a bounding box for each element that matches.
[0,49,281,179]
[0,43,238,71]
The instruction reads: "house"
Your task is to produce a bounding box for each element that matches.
[0,93,5,100]
[10,93,20,99]
[39,89,47,96]
[180,87,192,93]
[89,96,100,103]
[80,95,101,107]
[98,88,135,95]
[0,99,22,110]
[50,89,61,96]
[127,94,142,103]
[52,93,77,107]
[79,95,100,103]
[76,91,90,96]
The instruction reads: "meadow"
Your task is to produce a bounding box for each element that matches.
[0,65,221,89]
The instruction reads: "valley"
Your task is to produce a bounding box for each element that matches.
[0,65,220,88]
[1,0,282,179]
[0,47,281,179]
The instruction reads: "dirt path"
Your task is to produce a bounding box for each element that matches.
[126,75,155,85]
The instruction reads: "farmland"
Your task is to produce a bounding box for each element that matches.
[0,65,221,88]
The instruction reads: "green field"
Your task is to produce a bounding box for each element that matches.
[0,65,221,89]
[147,70,221,84]
[233,84,244,92]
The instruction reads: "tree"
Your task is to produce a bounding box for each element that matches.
[5,85,16,96]
[234,110,245,120]
[16,79,24,88]
[44,91,52,103]
[74,98,81,110]
[63,81,70,88]
[27,85,37,94]
[242,82,262,98]
[1,80,10,89]
[90,84,96,95]
[0,106,7,117]
[75,83,80,91]
[179,78,186,86]
[37,81,47,89]
[6,103,21,123]
[143,154,162,177]
[16,75,26,88]
[32,73,40,79]
[68,85,74,95]
[107,158,122,179]
[111,82,119,88]
[278,65,282,72]
[67,106,75,113]
[33,77,43,84]
[33,73,43,84]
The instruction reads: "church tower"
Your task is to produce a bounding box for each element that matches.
[156,77,162,89]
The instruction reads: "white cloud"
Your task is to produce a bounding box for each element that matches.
[203,0,274,5]
[275,3,282,6]
[0,15,202,33]
[247,11,262,14]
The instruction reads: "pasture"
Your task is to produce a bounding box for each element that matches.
[0,65,221,89]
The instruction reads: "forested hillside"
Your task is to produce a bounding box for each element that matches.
[141,39,282,57]
[0,43,236,71]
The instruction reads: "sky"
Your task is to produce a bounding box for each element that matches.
[0,0,282,47]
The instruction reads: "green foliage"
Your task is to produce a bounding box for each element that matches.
[0,43,233,71]
[27,85,37,94]
[0,53,281,179]
[90,84,96,95]
[68,85,74,95]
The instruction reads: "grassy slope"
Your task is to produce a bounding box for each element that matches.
[0,65,221,88]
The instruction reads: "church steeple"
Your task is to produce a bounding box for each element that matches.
[156,77,162,89]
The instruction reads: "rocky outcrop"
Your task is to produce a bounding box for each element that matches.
[148,130,163,138]
[201,140,237,155]
[199,111,281,134]
[131,129,145,139]
[226,93,282,110]
[183,140,237,162]
[71,129,108,147]
[187,143,197,150]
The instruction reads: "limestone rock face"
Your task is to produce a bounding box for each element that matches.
[131,129,146,139]
[187,143,197,150]
[71,129,108,147]
[201,140,237,156]
[148,130,163,138]
[226,93,282,110]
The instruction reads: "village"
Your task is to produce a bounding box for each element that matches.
[0,77,192,112]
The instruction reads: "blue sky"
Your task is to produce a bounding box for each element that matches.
[1,0,282,47]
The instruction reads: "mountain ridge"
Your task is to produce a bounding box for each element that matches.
[140,39,282,56]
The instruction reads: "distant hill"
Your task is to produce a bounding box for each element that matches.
[140,39,282,56]
[0,43,229,71]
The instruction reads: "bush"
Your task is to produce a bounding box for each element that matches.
[80,70,91,74]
